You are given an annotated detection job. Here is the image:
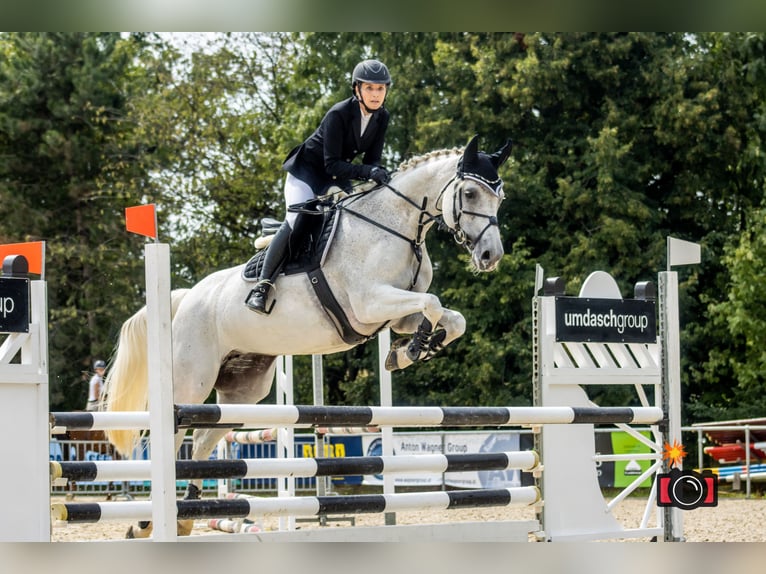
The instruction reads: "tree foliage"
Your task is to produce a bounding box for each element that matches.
[3,32,766,423]
[0,33,155,409]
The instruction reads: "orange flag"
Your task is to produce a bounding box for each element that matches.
[0,241,45,276]
[125,204,157,239]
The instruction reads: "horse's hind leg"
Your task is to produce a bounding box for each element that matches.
[180,353,277,500]
[124,428,189,539]
[127,353,276,538]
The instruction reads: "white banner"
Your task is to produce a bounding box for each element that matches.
[362,432,522,488]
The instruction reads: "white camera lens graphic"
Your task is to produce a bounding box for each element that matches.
[671,474,705,508]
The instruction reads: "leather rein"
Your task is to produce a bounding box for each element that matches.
[338,170,501,290]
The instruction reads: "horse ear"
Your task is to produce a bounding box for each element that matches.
[463,134,480,161]
[489,139,513,169]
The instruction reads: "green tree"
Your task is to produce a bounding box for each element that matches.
[0,33,159,409]
[689,33,766,421]
[6,32,766,418]
[701,208,766,420]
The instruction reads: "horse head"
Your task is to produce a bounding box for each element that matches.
[441,135,511,272]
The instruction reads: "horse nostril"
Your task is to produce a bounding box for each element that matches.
[481,250,491,262]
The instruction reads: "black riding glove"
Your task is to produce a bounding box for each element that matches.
[369,166,391,184]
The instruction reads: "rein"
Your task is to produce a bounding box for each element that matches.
[337,160,500,290]
[337,165,501,289]
[339,182,440,290]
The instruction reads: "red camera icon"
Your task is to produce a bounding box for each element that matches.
[657,468,718,509]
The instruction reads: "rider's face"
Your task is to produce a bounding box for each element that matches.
[356,82,387,110]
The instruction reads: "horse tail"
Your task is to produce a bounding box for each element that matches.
[103,288,190,457]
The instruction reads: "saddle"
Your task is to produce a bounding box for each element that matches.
[242,207,338,281]
[242,201,371,346]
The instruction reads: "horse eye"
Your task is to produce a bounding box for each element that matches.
[464,188,475,199]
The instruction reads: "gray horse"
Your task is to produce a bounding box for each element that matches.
[102,135,512,536]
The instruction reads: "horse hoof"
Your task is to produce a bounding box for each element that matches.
[126,522,152,539]
[385,350,400,371]
[385,340,415,371]
[177,519,194,536]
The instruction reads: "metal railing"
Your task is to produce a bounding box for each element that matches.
[683,424,766,499]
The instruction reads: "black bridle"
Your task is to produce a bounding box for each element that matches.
[438,173,503,251]
[337,165,502,290]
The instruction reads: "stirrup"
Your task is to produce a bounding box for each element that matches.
[245,280,276,315]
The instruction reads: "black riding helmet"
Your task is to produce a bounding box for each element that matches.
[352,59,392,87]
[352,59,391,113]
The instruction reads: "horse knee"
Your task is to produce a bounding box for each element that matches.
[422,293,444,323]
[451,312,466,338]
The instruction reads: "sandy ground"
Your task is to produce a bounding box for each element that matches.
[49,494,766,543]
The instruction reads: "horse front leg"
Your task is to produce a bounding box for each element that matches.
[348,285,464,371]
[386,308,466,371]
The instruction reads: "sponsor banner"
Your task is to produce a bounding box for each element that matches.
[361,432,526,488]
[555,296,656,343]
[0,277,30,333]
[595,431,654,488]
[225,434,365,488]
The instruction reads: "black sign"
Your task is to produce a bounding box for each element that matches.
[555,296,656,343]
[0,277,30,333]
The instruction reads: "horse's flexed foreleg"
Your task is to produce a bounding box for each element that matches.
[348,286,466,370]
[385,308,466,371]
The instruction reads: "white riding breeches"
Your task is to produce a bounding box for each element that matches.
[284,173,314,228]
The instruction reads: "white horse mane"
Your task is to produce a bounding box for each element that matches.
[396,146,463,173]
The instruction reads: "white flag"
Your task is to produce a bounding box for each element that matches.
[667,237,701,269]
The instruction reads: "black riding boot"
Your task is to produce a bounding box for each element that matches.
[245,221,293,314]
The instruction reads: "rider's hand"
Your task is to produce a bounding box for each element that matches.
[369,166,390,184]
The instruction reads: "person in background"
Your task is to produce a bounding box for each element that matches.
[245,58,393,314]
[86,359,106,411]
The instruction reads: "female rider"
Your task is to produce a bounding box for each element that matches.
[246,59,393,314]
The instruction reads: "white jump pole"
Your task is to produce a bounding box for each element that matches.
[377,328,396,525]
[144,243,177,541]
[660,236,700,542]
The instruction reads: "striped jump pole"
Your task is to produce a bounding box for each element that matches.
[207,518,262,534]
[49,405,663,432]
[51,486,541,524]
[51,451,540,483]
[225,429,277,444]
[176,404,664,428]
[49,411,150,432]
[315,426,380,435]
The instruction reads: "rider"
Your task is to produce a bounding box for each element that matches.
[246,58,393,314]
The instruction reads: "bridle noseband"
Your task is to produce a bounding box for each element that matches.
[437,171,503,252]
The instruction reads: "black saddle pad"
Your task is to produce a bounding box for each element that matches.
[242,208,338,281]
